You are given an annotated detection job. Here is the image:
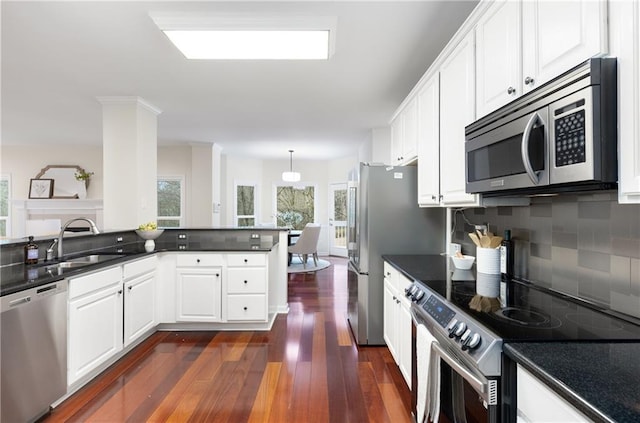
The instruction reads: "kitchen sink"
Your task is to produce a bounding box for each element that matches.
[46,253,126,270]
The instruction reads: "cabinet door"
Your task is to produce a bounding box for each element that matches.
[439,31,480,206]
[476,0,521,117]
[176,268,222,322]
[391,115,404,165]
[68,284,123,385]
[417,73,441,206]
[402,96,419,163]
[611,0,640,203]
[522,0,607,93]
[124,271,157,347]
[398,299,413,389]
[517,365,591,422]
[383,278,398,361]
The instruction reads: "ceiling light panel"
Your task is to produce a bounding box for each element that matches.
[150,13,337,60]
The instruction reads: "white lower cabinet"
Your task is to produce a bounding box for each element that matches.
[382,261,413,388]
[123,256,157,347]
[226,253,268,322]
[176,267,222,322]
[516,364,592,422]
[175,253,223,322]
[68,266,123,386]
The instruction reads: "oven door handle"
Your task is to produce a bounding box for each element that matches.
[432,342,491,401]
[521,111,543,185]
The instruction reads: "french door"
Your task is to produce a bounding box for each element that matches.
[329,183,347,257]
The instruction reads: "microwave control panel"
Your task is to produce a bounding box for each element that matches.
[554,101,586,167]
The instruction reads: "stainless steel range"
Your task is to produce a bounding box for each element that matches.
[386,255,640,423]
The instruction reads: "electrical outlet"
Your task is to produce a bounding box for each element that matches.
[178,233,187,239]
[251,233,260,239]
[116,236,123,243]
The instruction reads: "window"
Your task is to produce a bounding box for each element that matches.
[0,175,9,238]
[157,176,184,228]
[275,184,315,230]
[235,182,258,227]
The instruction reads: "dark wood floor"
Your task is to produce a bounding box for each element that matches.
[43,257,413,423]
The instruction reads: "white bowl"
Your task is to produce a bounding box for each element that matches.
[451,254,475,270]
[135,229,164,240]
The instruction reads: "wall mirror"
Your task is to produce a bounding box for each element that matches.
[35,165,87,199]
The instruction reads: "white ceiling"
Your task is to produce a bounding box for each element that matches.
[1,0,478,160]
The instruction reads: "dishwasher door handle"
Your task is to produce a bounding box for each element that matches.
[9,296,31,308]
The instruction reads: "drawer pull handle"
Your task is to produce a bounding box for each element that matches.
[196,259,200,263]
[216,273,220,277]
[118,290,123,295]
[243,306,248,311]
[244,259,248,263]
[128,286,132,291]
[244,280,248,284]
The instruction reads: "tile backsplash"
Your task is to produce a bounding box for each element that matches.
[452,192,640,320]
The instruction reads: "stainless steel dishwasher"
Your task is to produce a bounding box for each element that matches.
[1,279,68,423]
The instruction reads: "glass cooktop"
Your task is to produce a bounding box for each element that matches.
[387,254,640,342]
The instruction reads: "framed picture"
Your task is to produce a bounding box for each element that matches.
[29,178,54,199]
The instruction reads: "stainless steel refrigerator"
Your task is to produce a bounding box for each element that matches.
[347,163,445,345]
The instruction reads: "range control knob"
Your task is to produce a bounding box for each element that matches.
[447,319,459,338]
[405,285,417,297]
[414,290,425,302]
[453,322,467,337]
[462,333,482,351]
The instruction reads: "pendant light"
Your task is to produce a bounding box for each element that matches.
[282,149,301,182]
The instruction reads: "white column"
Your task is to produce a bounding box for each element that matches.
[212,144,223,226]
[98,96,161,230]
[188,143,223,227]
[190,143,213,227]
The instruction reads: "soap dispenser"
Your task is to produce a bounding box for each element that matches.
[24,236,39,264]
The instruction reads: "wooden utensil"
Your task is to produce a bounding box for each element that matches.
[469,232,481,247]
[489,236,503,249]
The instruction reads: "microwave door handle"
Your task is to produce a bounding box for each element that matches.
[521,112,541,184]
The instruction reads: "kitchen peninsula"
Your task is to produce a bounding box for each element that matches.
[0,227,289,422]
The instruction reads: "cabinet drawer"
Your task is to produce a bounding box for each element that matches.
[175,253,224,267]
[227,268,267,294]
[69,266,122,299]
[226,253,266,267]
[123,255,157,280]
[227,295,267,321]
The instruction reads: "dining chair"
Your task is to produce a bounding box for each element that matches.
[288,223,321,268]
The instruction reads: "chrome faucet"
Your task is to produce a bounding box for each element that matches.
[57,217,101,259]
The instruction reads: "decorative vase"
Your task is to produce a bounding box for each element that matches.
[135,229,164,252]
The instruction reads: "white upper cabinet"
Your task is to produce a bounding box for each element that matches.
[522,0,607,93]
[417,73,441,206]
[439,31,480,207]
[476,0,522,117]
[610,0,640,203]
[391,96,419,166]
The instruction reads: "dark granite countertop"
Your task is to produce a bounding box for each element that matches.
[1,236,279,297]
[505,342,640,423]
[382,254,449,282]
[383,254,640,423]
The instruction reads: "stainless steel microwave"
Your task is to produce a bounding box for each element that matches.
[465,57,618,196]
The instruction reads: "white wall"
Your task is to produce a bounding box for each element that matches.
[1,145,104,200]
[1,145,104,236]
[1,144,358,249]
[223,154,356,255]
